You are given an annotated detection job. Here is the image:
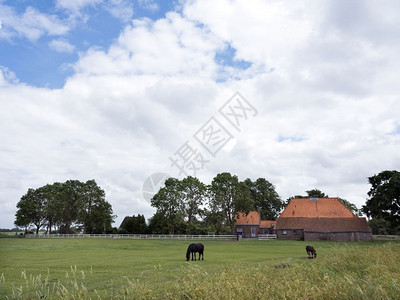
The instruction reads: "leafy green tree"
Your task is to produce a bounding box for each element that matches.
[44,182,64,233]
[15,180,115,234]
[363,170,400,234]
[15,188,47,234]
[306,189,328,198]
[367,218,391,235]
[147,211,170,234]
[210,173,254,233]
[180,176,206,234]
[244,178,283,219]
[78,180,114,234]
[58,180,84,234]
[151,178,182,234]
[202,208,229,235]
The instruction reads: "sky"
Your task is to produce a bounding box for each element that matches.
[1,0,400,229]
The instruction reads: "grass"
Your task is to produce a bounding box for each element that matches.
[0,238,399,299]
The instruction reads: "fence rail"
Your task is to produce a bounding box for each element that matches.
[258,234,277,240]
[25,233,238,239]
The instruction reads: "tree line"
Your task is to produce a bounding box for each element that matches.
[14,170,400,236]
[121,170,400,236]
[136,173,284,235]
[15,180,115,234]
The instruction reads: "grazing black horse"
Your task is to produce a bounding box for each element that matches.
[186,243,204,261]
[306,245,317,258]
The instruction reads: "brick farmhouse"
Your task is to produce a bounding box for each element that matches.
[275,197,372,241]
[235,211,276,238]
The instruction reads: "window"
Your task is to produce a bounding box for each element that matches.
[293,230,297,235]
[282,230,287,235]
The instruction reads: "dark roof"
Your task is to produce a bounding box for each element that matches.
[276,217,371,233]
[119,216,132,229]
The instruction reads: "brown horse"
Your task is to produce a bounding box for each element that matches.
[306,245,317,258]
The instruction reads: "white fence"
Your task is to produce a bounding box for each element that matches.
[258,234,277,240]
[25,234,238,239]
[25,233,278,240]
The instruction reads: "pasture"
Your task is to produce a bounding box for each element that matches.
[0,238,399,299]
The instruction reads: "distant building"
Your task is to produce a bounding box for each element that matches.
[235,211,276,238]
[276,197,372,241]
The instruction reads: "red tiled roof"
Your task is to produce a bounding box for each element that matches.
[276,217,371,233]
[260,220,276,228]
[279,197,357,218]
[235,211,261,225]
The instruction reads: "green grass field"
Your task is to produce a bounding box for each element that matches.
[0,238,399,299]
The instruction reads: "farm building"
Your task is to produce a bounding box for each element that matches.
[276,197,372,241]
[235,211,276,238]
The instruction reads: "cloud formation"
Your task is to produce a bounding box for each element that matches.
[1,0,400,228]
[0,5,69,41]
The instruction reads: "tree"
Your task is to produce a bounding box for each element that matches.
[151,178,182,234]
[362,170,400,234]
[367,218,391,235]
[147,211,170,234]
[15,180,115,234]
[78,180,114,234]
[58,180,84,234]
[180,176,206,234]
[306,189,328,198]
[15,188,47,234]
[43,183,63,233]
[244,178,283,219]
[210,173,254,233]
[338,197,361,216]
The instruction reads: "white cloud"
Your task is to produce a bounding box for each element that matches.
[56,0,103,13]
[0,5,69,41]
[105,0,134,22]
[1,0,400,228]
[75,12,224,77]
[49,38,75,53]
[56,0,133,23]
[138,0,159,12]
[0,65,19,85]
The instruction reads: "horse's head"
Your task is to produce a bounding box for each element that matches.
[186,246,191,261]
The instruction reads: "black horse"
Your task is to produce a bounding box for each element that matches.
[306,245,317,258]
[186,243,204,261]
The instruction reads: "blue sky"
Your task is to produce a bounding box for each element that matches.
[1,0,400,229]
[0,0,175,88]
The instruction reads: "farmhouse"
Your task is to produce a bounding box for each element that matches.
[276,197,372,241]
[235,211,276,238]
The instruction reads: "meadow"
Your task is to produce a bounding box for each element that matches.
[0,238,399,299]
